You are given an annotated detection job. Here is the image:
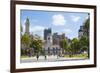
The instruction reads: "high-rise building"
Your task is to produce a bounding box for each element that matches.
[52,33,65,45]
[43,28,52,55]
[78,14,89,39]
[52,33,60,45]
[44,28,51,40]
[78,21,89,39]
[78,26,84,39]
[43,28,66,55]
[25,17,30,35]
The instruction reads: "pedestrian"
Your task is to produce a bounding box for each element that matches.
[36,54,39,61]
[45,55,47,60]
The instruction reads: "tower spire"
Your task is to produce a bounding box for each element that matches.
[25,17,30,35]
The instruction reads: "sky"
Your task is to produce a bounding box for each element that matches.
[20,10,89,40]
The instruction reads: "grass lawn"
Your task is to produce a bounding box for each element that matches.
[21,55,30,58]
[64,53,88,58]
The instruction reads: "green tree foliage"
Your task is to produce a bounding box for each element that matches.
[21,33,30,56]
[21,33,30,47]
[67,44,73,57]
[79,36,89,51]
[70,38,80,54]
[81,46,88,51]
[79,36,89,58]
[30,36,43,54]
[60,38,68,51]
[84,18,90,37]
[84,18,90,31]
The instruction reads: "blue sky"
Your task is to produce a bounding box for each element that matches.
[20,10,89,39]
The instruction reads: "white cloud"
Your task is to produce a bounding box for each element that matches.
[52,14,66,26]
[62,29,72,34]
[71,15,81,22]
[30,25,46,39]
[21,19,26,35]
[30,25,45,33]
[22,24,25,32]
[58,29,72,35]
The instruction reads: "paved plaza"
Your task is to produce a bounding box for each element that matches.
[20,55,87,63]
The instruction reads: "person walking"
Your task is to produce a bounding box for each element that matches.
[36,54,39,61]
[45,55,47,60]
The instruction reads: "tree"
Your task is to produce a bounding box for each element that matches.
[79,36,89,58]
[84,18,90,31]
[60,38,68,54]
[69,38,80,55]
[21,33,30,47]
[81,46,88,51]
[30,35,43,55]
[79,36,89,50]
[21,33,30,56]
[84,18,90,37]
[67,44,73,57]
